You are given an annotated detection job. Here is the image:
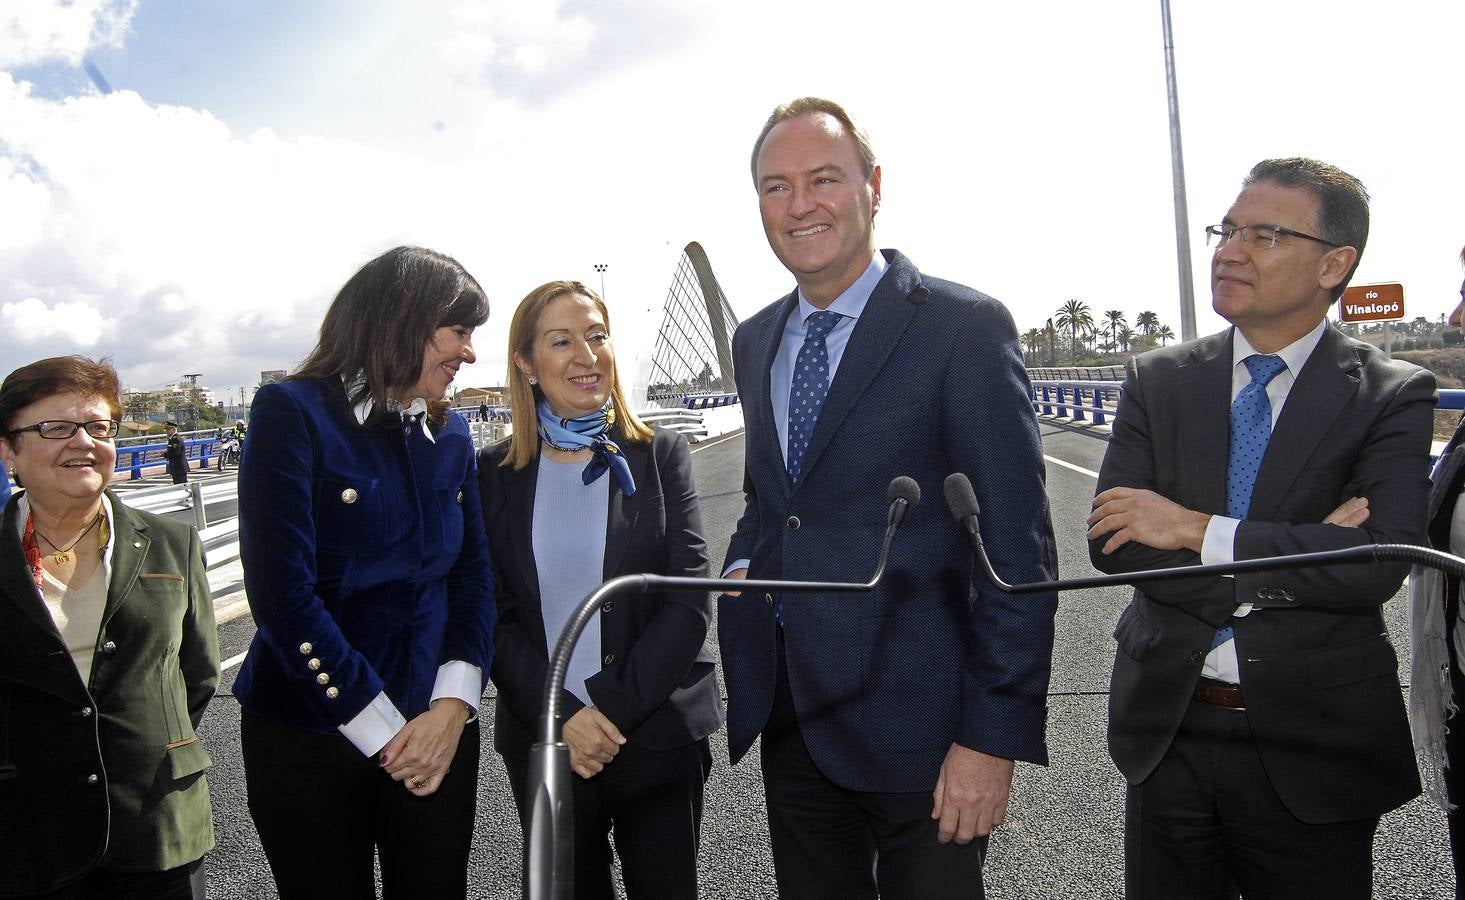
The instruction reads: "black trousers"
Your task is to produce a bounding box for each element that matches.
[760,633,987,900]
[241,709,479,899]
[21,860,202,900]
[1125,699,1377,900]
[503,735,712,899]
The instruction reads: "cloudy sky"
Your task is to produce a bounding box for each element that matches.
[2,0,1461,400]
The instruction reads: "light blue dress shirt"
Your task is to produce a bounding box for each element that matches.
[725,252,888,577]
[769,252,888,462]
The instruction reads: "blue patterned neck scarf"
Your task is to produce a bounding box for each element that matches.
[536,398,636,497]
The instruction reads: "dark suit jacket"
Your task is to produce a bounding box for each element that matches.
[479,426,723,758]
[0,492,218,896]
[720,249,1059,794]
[234,379,496,734]
[1092,324,1433,823]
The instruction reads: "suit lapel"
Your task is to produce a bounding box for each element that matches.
[1174,331,1234,515]
[1249,325,1360,521]
[756,293,798,499]
[102,493,148,629]
[506,457,542,603]
[603,435,649,578]
[797,253,922,488]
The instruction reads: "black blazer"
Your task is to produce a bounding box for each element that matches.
[1092,324,1433,823]
[0,492,218,895]
[719,249,1059,793]
[478,426,723,758]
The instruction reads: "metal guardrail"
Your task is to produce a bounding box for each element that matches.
[1030,384,1465,431]
[1030,380,1122,425]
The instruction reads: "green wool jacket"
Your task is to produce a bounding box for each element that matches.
[0,490,219,896]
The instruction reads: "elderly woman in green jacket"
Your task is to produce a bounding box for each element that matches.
[0,356,219,900]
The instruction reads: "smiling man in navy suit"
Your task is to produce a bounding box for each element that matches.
[718,96,1059,899]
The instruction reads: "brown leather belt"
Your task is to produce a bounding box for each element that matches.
[1194,676,1245,710]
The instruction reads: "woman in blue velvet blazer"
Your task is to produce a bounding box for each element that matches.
[233,247,496,899]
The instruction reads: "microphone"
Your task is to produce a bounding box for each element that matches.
[887,475,920,529]
[527,475,921,900]
[942,472,1465,594]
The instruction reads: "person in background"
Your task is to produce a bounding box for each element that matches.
[0,456,11,509]
[1409,243,1465,900]
[480,280,722,899]
[0,355,219,899]
[233,246,496,899]
[163,421,188,484]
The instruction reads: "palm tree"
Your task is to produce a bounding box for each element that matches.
[1054,299,1094,365]
[1021,328,1044,364]
[1136,310,1160,337]
[1118,325,1135,353]
[1103,310,1127,356]
[1157,324,1176,346]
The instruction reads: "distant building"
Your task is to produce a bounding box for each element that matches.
[454,386,504,406]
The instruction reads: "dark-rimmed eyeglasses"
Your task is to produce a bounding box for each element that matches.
[8,419,121,440]
[1205,223,1344,251]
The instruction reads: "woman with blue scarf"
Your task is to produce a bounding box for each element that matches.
[479,280,723,899]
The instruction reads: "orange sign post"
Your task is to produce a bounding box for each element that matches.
[1339,283,1405,323]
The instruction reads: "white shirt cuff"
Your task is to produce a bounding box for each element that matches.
[431,660,483,723]
[338,692,407,757]
[1201,515,1239,566]
[723,559,750,578]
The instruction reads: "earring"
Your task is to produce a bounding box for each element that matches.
[528,377,537,385]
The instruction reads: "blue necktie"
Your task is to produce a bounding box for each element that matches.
[777,309,840,625]
[1212,353,1288,650]
[786,310,841,484]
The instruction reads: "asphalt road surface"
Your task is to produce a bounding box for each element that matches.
[189,426,1453,899]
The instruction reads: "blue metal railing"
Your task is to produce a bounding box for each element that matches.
[1029,379,1465,429]
[1030,380,1121,425]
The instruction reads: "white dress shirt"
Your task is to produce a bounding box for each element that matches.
[1200,318,1328,683]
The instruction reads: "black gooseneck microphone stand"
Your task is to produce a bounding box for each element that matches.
[526,476,923,900]
[941,472,1465,590]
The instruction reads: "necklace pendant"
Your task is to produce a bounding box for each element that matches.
[52,550,73,565]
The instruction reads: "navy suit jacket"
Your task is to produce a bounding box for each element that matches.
[234,378,496,734]
[1092,324,1431,823]
[479,427,723,758]
[720,249,1059,793]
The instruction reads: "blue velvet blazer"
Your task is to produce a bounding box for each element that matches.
[233,378,496,734]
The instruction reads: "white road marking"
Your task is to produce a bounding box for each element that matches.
[1045,455,1099,479]
[690,432,742,453]
[222,650,248,672]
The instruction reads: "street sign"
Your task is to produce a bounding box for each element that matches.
[1339,283,1405,323]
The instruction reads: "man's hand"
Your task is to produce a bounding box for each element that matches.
[1324,496,1369,528]
[723,566,747,598]
[563,707,626,779]
[931,744,1014,844]
[1088,487,1211,556]
[379,698,471,796]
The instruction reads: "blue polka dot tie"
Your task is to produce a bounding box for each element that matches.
[1212,353,1287,650]
[786,310,841,484]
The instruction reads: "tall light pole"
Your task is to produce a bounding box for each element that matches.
[1161,0,1198,343]
[594,263,608,301]
[182,373,202,431]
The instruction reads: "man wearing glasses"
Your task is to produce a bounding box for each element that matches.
[1086,158,1434,898]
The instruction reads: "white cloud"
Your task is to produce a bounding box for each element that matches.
[0,0,136,68]
[1,296,111,344]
